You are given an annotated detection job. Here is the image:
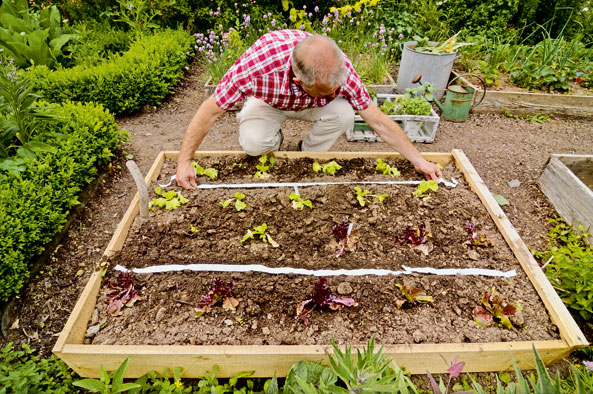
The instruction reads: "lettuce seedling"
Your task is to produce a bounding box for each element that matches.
[196,278,239,316]
[473,287,519,329]
[312,160,342,175]
[241,223,279,247]
[395,284,434,309]
[465,222,496,247]
[375,158,401,178]
[354,186,387,207]
[413,180,438,199]
[149,187,189,210]
[106,272,142,316]
[221,192,247,211]
[397,224,432,255]
[332,220,359,257]
[296,277,357,324]
[289,192,313,210]
[254,155,275,179]
[191,162,218,180]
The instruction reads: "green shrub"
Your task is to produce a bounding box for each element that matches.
[21,29,193,115]
[0,100,126,302]
[0,343,77,393]
[438,0,520,37]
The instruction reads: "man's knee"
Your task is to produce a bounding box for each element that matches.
[239,126,280,156]
[320,99,355,131]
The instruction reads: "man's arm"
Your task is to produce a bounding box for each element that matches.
[176,96,226,189]
[358,102,442,180]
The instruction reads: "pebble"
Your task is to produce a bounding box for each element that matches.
[224,319,233,326]
[337,282,353,295]
[155,307,167,322]
[85,325,100,338]
[508,179,521,188]
[511,310,525,327]
[91,309,99,325]
[262,327,271,335]
[468,250,480,260]
[412,329,425,343]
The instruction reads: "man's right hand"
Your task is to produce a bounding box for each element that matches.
[176,161,198,190]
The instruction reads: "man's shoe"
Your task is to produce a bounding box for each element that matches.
[297,140,303,151]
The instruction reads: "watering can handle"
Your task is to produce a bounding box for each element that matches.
[447,74,487,109]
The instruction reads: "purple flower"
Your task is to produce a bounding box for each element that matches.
[584,361,593,371]
[314,6,319,12]
[398,33,404,39]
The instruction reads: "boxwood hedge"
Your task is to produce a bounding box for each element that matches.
[22,29,193,115]
[0,101,127,302]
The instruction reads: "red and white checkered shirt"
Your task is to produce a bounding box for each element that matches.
[214,29,371,112]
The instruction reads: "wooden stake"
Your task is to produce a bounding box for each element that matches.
[126,161,149,220]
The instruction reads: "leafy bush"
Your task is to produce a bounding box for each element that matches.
[0,100,126,302]
[0,343,77,393]
[438,0,520,37]
[21,28,193,115]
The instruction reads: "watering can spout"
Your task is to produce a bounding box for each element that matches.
[432,96,445,111]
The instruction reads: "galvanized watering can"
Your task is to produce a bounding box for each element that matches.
[413,73,486,122]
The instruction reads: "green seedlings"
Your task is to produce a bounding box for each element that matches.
[412,180,438,200]
[312,160,342,175]
[354,186,387,207]
[221,192,247,211]
[395,284,434,309]
[254,155,275,179]
[149,187,188,210]
[289,192,313,210]
[241,223,279,247]
[191,162,218,179]
[375,158,401,177]
[188,224,199,234]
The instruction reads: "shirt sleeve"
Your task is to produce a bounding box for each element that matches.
[341,68,372,112]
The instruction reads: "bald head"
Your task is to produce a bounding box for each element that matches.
[292,34,348,91]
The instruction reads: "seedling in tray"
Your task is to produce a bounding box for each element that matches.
[254,155,275,179]
[296,277,357,324]
[397,224,432,255]
[289,192,313,210]
[221,192,247,211]
[332,220,359,257]
[241,223,279,247]
[473,287,520,330]
[149,187,188,210]
[412,180,438,200]
[395,284,434,309]
[465,221,497,247]
[354,186,387,207]
[106,272,142,316]
[191,162,218,179]
[195,278,239,316]
[312,160,342,175]
[375,158,401,178]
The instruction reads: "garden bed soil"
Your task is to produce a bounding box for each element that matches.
[89,156,558,348]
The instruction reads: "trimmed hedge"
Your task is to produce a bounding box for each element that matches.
[0,101,127,302]
[22,29,193,115]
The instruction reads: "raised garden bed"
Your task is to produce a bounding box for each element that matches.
[350,94,440,143]
[53,150,587,378]
[539,154,593,244]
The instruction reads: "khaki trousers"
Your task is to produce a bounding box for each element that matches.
[237,97,355,156]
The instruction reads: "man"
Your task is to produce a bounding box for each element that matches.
[176,29,441,189]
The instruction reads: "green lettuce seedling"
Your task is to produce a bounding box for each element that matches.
[312,160,342,175]
[354,186,387,207]
[412,180,438,200]
[289,192,313,210]
[395,284,434,309]
[254,155,275,179]
[375,158,401,177]
[191,162,218,179]
[241,223,279,247]
[221,192,247,211]
[149,187,189,210]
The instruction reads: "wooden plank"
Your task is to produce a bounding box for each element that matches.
[163,150,454,168]
[539,156,593,244]
[53,272,102,353]
[57,340,570,378]
[104,152,166,256]
[452,149,588,348]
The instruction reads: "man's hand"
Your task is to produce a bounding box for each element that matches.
[413,158,442,181]
[176,161,198,190]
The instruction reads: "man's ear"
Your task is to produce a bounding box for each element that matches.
[292,77,303,86]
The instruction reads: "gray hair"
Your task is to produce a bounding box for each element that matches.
[292,34,348,90]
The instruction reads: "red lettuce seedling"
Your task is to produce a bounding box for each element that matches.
[397,224,432,255]
[465,222,496,247]
[332,220,360,257]
[106,272,142,316]
[395,284,434,309]
[473,287,519,330]
[296,278,357,324]
[196,278,239,316]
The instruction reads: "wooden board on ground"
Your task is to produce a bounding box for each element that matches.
[539,154,593,245]
[53,150,587,378]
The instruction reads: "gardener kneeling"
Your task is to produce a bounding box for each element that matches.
[176,29,441,189]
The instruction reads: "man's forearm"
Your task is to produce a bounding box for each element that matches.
[371,114,425,167]
[178,96,224,165]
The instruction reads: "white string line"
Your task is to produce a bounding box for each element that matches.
[114,263,516,278]
[159,176,458,189]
